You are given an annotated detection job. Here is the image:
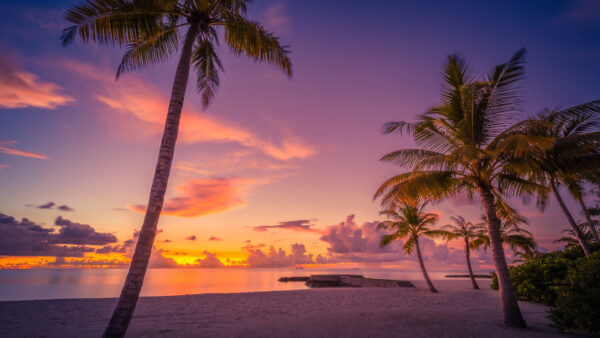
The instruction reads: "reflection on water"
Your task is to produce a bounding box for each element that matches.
[0,268,452,301]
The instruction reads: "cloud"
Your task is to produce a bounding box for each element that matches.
[0,141,48,159]
[148,248,179,268]
[208,236,222,241]
[30,202,75,211]
[128,177,252,217]
[0,213,111,257]
[53,216,118,245]
[244,243,315,268]
[195,250,225,268]
[57,205,74,211]
[262,2,290,35]
[253,219,320,233]
[38,202,55,209]
[61,60,315,161]
[0,54,73,109]
[185,235,197,241]
[0,164,9,172]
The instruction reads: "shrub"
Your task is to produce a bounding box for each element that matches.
[549,252,600,333]
[490,243,600,305]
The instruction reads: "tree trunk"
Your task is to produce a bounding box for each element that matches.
[550,180,592,256]
[480,186,526,328]
[465,238,479,290]
[577,196,600,243]
[414,235,438,293]
[103,24,200,338]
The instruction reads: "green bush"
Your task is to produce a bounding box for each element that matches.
[490,245,591,305]
[549,252,600,333]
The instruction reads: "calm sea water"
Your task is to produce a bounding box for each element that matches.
[0,268,460,301]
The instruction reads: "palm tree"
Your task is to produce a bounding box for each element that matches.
[523,103,600,255]
[61,1,291,336]
[472,219,537,262]
[378,202,447,293]
[563,178,600,243]
[374,49,549,327]
[554,221,595,250]
[440,216,486,289]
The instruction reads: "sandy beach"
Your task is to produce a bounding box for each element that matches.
[0,280,572,337]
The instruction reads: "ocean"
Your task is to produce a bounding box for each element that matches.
[0,268,466,301]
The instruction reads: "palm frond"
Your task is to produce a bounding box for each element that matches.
[224,14,292,76]
[482,48,527,137]
[116,21,180,78]
[61,0,179,47]
[193,38,224,107]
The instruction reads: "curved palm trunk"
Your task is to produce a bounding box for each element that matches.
[414,235,438,293]
[103,24,200,338]
[480,187,526,328]
[577,196,600,243]
[550,180,592,256]
[465,239,479,289]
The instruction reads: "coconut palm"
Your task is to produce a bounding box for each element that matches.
[440,216,486,289]
[522,103,600,255]
[378,201,447,293]
[554,221,595,250]
[61,1,291,336]
[472,219,537,261]
[563,178,600,243]
[374,49,550,327]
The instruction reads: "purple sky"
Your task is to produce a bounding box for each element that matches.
[0,0,599,269]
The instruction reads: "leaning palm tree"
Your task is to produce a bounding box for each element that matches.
[378,201,447,293]
[440,216,486,289]
[374,49,550,327]
[554,222,595,250]
[563,177,600,243]
[61,1,291,336]
[523,103,600,255]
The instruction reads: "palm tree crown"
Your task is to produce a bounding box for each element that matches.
[472,218,537,255]
[61,0,292,106]
[522,104,600,252]
[441,216,486,243]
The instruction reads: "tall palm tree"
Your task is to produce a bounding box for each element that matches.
[440,216,486,289]
[378,202,447,293]
[523,103,600,255]
[61,1,291,336]
[374,49,549,327]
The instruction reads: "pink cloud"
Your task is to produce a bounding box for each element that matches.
[195,250,225,268]
[0,55,73,109]
[60,60,315,161]
[128,177,254,217]
[244,243,315,268]
[0,141,48,159]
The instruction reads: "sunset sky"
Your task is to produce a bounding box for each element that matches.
[1,0,599,271]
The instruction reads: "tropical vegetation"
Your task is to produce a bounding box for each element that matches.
[440,216,486,289]
[61,1,292,337]
[374,49,546,327]
[378,202,447,293]
[490,243,600,333]
[521,104,600,255]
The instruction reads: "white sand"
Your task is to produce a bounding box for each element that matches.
[0,280,572,337]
